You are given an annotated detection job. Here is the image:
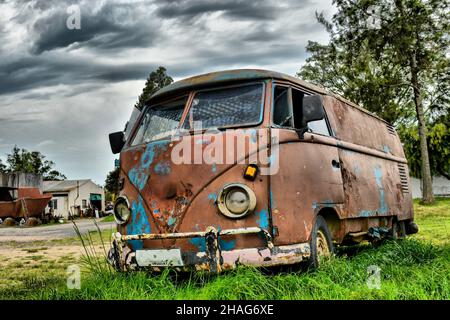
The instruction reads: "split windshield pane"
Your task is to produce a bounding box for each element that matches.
[182,83,264,130]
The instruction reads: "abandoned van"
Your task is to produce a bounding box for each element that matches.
[108,69,418,272]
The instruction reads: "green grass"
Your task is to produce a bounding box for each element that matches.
[1,198,449,300]
[101,215,115,223]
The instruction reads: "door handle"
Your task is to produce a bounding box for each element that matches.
[332,159,340,169]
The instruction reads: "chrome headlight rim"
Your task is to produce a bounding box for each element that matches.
[113,196,131,225]
[217,183,257,219]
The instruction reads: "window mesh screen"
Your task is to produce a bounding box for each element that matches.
[183,84,263,129]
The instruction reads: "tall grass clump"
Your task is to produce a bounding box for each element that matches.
[36,235,449,300]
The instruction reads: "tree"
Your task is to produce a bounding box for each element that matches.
[134,66,174,110]
[3,146,66,181]
[399,112,450,180]
[104,166,120,196]
[298,0,449,204]
[0,159,6,172]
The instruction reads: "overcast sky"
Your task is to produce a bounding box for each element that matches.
[0,0,335,185]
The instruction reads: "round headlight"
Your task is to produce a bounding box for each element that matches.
[114,197,131,224]
[217,183,256,219]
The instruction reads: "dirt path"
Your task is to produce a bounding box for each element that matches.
[0,219,116,242]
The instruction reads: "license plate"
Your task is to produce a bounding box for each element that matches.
[135,249,184,267]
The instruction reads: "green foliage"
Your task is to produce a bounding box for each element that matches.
[399,113,450,178]
[0,158,6,172]
[134,66,174,110]
[0,145,66,181]
[1,199,449,300]
[20,239,450,300]
[104,166,120,195]
[298,0,449,185]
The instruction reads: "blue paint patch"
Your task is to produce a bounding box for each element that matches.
[126,196,151,250]
[249,129,257,143]
[154,161,171,175]
[208,193,217,202]
[269,190,276,209]
[141,140,170,169]
[219,239,236,251]
[312,202,319,210]
[189,238,206,251]
[128,167,148,191]
[374,165,388,214]
[382,145,391,154]
[359,210,377,217]
[167,216,176,226]
[256,209,269,229]
[212,163,217,173]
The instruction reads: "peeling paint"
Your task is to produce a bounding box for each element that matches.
[154,161,171,175]
[126,196,151,250]
[374,165,388,214]
[256,209,269,229]
[219,238,236,251]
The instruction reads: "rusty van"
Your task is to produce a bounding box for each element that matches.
[107,69,418,272]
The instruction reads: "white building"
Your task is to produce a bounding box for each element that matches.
[43,179,105,218]
[410,176,450,199]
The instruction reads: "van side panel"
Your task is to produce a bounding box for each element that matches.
[270,129,345,245]
[323,96,413,222]
[323,96,405,158]
[338,148,413,220]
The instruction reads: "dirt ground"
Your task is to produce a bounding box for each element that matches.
[0,219,115,270]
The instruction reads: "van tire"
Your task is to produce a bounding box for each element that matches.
[307,215,334,269]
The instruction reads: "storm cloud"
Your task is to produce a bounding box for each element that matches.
[0,0,335,184]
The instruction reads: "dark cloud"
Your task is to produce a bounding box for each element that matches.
[0,55,156,95]
[32,1,159,54]
[155,0,280,21]
[0,0,333,184]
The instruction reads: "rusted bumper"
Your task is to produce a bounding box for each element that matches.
[108,226,310,273]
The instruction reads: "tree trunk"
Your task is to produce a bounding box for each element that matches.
[410,54,434,204]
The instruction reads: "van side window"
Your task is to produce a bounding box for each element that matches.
[292,89,330,136]
[273,86,293,127]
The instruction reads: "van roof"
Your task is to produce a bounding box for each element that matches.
[147,69,388,124]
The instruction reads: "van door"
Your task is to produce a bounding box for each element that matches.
[269,86,344,245]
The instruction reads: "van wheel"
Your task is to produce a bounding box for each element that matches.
[307,215,334,269]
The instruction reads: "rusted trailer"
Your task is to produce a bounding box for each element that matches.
[108,69,418,272]
[0,173,52,226]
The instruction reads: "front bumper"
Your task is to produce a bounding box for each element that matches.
[108,226,310,273]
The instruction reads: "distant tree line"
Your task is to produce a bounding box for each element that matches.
[0,145,66,181]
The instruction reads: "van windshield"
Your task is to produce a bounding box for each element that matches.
[131,97,187,146]
[182,83,264,130]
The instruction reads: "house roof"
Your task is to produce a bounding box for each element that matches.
[43,179,92,192]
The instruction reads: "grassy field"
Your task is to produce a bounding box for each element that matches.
[0,198,449,300]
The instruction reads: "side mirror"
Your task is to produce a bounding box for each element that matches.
[109,131,125,154]
[302,95,325,125]
[296,95,326,139]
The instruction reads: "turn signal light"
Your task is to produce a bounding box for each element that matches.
[244,164,258,181]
